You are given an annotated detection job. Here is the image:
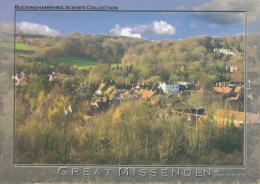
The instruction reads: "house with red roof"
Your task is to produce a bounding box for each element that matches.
[214,109,244,127]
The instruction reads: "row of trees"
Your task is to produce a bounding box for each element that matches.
[15,99,243,165]
[19,32,147,63]
[14,33,245,88]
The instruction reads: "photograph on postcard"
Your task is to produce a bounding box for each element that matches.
[13,11,245,165]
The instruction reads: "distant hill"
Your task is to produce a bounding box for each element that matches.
[12,32,248,84]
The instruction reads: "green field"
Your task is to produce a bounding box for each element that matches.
[0,42,30,51]
[49,56,97,69]
[15,43,30,51]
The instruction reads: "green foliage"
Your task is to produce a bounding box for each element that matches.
[209,74,221,83]
[88,63,110,83]
[188,61,204,73]
[15,99,243,165]
[234,44,241,52]
[196,74,220,90]
[15,33,245,85]
[61,80,70,90]
[216,124,243,153]
[22,75,46,98]
[222,40,229,49]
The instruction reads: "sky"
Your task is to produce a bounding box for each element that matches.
[1,0,260,40]
[14,11,245,40]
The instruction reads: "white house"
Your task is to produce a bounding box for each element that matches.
[159,82,179,93]
[214,48,236,56]
[178,81,191,85]
[64,105,73,115]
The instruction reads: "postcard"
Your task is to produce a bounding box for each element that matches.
[0,0,259,183]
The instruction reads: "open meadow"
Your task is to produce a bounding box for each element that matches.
[48,56,97,69]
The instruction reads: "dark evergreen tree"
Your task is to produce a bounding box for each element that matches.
[222,39,229,49]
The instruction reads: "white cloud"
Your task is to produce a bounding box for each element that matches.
[110,21,176,38]
[190,23,199,28]
[193,0,260,24]
[16,22,61,36]
[133,21,176,35]
[109,24,141,38]
[192,12,245,25]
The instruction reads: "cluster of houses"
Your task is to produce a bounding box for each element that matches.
[86,80,195,117]
[229,65,238,73]
[12,70,260,127]
[160,107,260,127]
[92,79,244,107]
[225,64,238,73]
[89,79,258,127]
[170,107,250,127]
[104,36,121,42]
[90,80,159,113]
[213,81,243,101]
